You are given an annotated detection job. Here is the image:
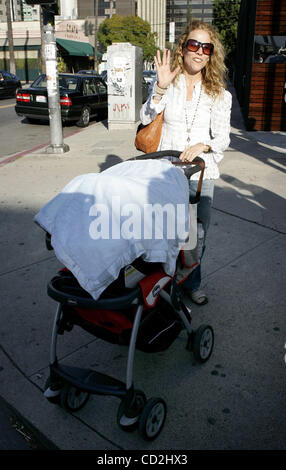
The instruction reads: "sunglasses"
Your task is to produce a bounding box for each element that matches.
[183,39,214,56]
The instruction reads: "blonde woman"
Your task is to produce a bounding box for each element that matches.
[140,20,232,305]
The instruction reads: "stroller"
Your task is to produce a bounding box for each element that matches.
[40,151,214,441]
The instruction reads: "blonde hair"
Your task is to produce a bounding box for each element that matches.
[172,20,227,97]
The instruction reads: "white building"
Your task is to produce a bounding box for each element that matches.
[137,0,166,50]
[58,0,78,20]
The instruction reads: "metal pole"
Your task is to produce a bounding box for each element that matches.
[40,7,46,74]
[43,7,69,154]
[94,0,98,73]
[5,0,16,75]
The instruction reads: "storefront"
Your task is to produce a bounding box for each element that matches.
[0,20,101,82]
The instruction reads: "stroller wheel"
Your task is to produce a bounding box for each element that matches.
[138,397,167,441]
[60,384,90,412]
[193,324,214,363]
[44,377,63,405]
[117,390,146,432]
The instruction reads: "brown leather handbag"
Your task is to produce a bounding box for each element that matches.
[134,112,164,154]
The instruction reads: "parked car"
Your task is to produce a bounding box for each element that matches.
[143,70,157,84]
[15,73,107,127]
[100,70,107,82]
[0,70,21,98]
[77,70,98,75]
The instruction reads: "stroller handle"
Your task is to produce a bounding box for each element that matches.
[130,150,205,204]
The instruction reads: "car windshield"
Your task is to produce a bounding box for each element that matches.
[31,75,79,90]
[32,76,47,88]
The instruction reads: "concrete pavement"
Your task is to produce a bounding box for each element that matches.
[0,85,285,451]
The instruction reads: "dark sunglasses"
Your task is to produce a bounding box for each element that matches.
[183,39,214,56]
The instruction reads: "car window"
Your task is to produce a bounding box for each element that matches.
[60,76,79,90]
[2,71,10,79]
[32,76,47,88]
[83,78,97,95]
[96,80,107,95]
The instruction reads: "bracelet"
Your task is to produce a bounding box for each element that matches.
[155,83,168,95]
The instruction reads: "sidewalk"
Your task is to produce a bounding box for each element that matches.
[0,86,285,451]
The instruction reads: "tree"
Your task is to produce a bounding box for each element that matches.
[98,15,157,62]
[5,0,16,74]
[212,0,241,66]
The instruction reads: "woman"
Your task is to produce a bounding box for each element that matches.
[140,20,232,305]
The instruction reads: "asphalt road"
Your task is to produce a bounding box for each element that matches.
[0,96,99,159]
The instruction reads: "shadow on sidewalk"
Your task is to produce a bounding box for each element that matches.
[228,84,286,175]
[214,176,286,233]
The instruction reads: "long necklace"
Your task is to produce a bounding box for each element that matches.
[185,87,202,145]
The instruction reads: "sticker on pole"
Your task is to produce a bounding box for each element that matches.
[45,44,56,60]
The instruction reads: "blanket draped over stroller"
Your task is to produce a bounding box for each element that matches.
[34,159,197,300]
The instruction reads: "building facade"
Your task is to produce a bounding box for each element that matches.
[166,0,213,42]
[116,0,135,15]
[0,0,39,23]
[59,0,78,19]
[234,0,286,131]
[137,0,166,50]
[77,0,116,18]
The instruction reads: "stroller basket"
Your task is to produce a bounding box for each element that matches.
[47,270,141,311]
[48,268,183,353]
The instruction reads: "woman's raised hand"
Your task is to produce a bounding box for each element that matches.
[154,48,180,89]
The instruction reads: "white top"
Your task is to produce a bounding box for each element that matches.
[140,74,232,180]
[34,159,190,300]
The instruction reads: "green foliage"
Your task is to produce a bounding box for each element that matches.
[98,15,158,61]
[212,0,241,64]
[57,56,66,73]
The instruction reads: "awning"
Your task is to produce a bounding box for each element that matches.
[56,38,102,58]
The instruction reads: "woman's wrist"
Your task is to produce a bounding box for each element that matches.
[156,82,168,92]
[153,82,168,103]
[155,83,168,96]
[202,143,211,153]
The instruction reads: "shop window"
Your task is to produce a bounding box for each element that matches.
[254,35,286,63]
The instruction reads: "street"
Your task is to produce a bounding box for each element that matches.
[0,96,100,159]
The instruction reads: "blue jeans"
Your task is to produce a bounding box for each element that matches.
[182,179,215,292]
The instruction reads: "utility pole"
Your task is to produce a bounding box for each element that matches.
[42,4,69,154]
[94,0,98,72]
[5,0,16,75]
[25,1,69,153]
[40,8,46,74]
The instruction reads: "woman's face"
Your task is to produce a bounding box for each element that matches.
[182,29,212,75]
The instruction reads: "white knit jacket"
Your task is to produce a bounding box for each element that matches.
[140,74,232,180]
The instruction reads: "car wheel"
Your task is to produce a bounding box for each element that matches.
[76,106,90,127]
